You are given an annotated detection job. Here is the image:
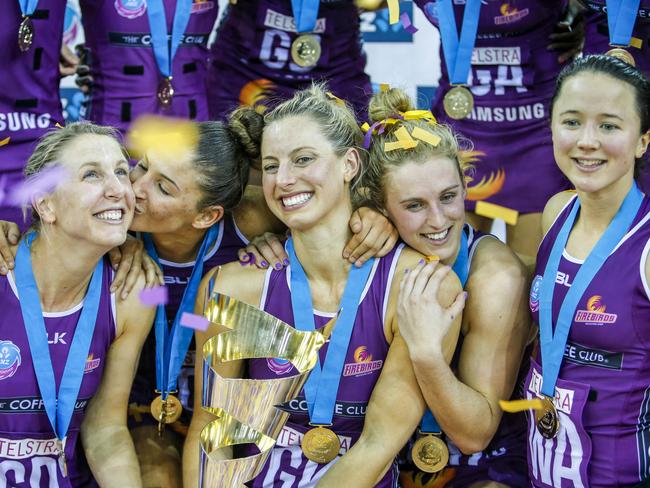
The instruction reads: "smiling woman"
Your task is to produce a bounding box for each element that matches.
[0,123,155,488]
[526,55,650,487]
[183,85,464,488]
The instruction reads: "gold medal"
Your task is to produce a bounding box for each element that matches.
[151,394,183,426]
[411,434,449,473]
[301,426,340,464]
[535,395,559,439]
[291,35,321,68]
[56,439,68,477]
[443,86,474,120]
[157,77,174,107]
[18,16,34,53]
[605,47,636,67]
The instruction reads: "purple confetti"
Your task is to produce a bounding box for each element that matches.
[139,286,168,307]
[7,165,70,207]
[400,12,419,34]
[179,312,209,332]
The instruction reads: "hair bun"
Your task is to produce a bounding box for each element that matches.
[228,107,264,160]
[368,87,414,123]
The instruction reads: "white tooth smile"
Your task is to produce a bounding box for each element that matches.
[95,210,123,221]
[424,229,449,241]
[576,159,605,167]
[282,193,313,207]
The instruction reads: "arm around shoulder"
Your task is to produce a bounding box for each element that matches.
[81,271,155,488]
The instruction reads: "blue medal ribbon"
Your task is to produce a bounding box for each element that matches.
[290,0,320,33]
[605,0,641,47]
[15,233,103,461]
[287,238,374,425]
[145,0,193,79]
[143,225,219,398]
[539,183,643,397]
[18,0,38,16]
[420,226,469,434]
[436,0,482,85]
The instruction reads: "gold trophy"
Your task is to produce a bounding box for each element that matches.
[198,292,327,487]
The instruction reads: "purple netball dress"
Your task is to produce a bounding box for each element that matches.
[400,225,528,488]
[527,194,650,486]
[0,0,66,229]
[582,1,650,191]
[243,244,404,487]
[80,0,218,131]
[0,259,116,488]
[206,0,372,120]
[130,215,247,427]
[415,0,570,214]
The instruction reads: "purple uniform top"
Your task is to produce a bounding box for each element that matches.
[0,0,66,228]
[527,194,650,486]
[582,1,650,192]
[130,214,248,419]
[0,258,116,488]
[80,0,218,131]
[206,0,371,120]
[244,244,405,488]
[415,0,570,214]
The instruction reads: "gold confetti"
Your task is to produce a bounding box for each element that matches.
[127,115,199,159]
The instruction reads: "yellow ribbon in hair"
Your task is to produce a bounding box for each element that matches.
[384,126,418,152]
[326,92,346,106]
[499,398,544,413]
[385,140,418,152]
[411,127,441,147]
[379,83,391,92]
[401,110,437,124]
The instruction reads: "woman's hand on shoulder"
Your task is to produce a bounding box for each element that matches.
[397,257,466,362]
[108,235,163,300]
[343,207,398,267]
[238,231,288,270]
[0,220,20,275]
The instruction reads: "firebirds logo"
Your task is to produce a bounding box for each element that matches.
[574,295,617,325]
[342,346,383,377]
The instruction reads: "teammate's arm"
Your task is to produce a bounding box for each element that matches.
[412,239,530,453]
[80,271,155,487]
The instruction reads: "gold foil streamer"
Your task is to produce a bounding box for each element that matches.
[199,293,327,487]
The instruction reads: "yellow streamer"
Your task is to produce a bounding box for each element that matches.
[127,115,199,159]
[394,126,414,142]
[411,127,441,147]
[499,398,544,413]
[326,92,346,106]
[631,37,643,49]
[0,137,10,147]
[475,201,519,226]
[401,110,437,123]
[384,140,418,152]
[387,0,399,24]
